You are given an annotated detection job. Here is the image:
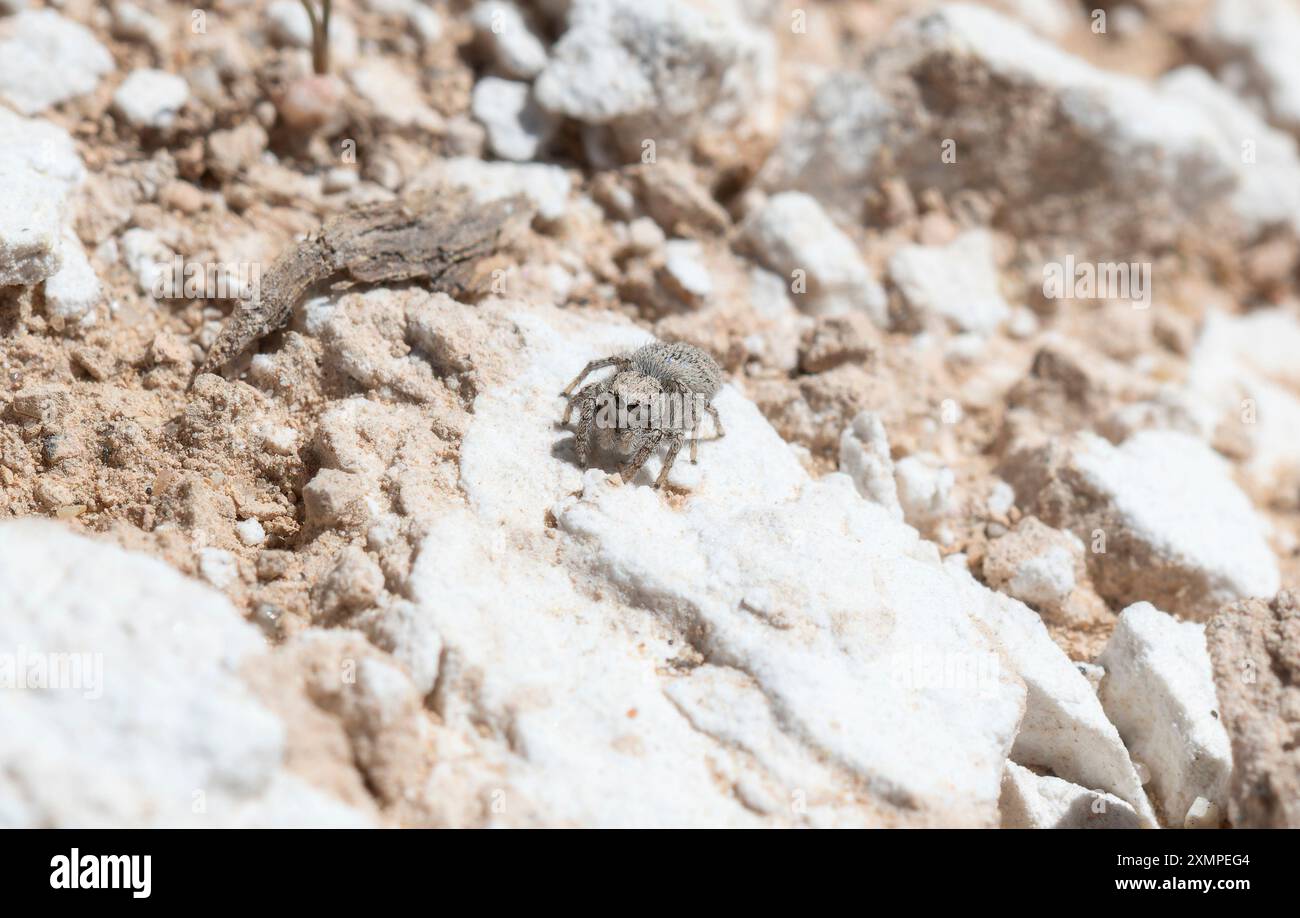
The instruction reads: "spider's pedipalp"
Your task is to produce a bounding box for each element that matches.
[563,380,604,426]
[620,429,664,483]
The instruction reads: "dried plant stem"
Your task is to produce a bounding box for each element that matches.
[194,193,524,380]
[299,0,332,75]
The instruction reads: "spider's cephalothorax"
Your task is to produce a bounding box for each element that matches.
[560,341,726,489]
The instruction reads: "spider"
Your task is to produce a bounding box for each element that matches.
[560,341,726,489]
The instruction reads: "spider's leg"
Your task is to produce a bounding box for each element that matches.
[655,434,686,489]
[619,429,663,484]
[690,426,700,463]
[563,381,603,426]
[561,356,630,397]
[575,394,599,469]
[706,404,726,441]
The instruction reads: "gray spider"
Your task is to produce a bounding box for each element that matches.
[561,341,726,488]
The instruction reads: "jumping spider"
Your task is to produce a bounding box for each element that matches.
[561,341,726,489]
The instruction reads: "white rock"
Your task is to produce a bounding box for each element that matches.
[1185,309,1300,495]
[889,231,1011,334]
[739,192,887,325]
[471,76,556,162]
[119,228,174,296]
[987,479,1016,517]
[0,163,66,286]
[347,61,443,132]
[1000,761,1142,828]
[746,266,805,372]
[0,520,373,827]
[265,0,357,64]
[839,411,903,520]
[1161,66,1300,234]
[0,10,114,115]
[235,518,266,547]
[894,455,956,536]
[1184,796,1222,829]
[0,108,84,286]
[111,1,168,49]
[1207,0,1300,135]
[408,5,444,45]
[1098,602,1233,826]
[952,572,1157,826]
[534,0,775,156]
[1008,546,1076,611]
[257,423,299,456]
[994,0,1077,39]
[417,305,1165,825]
[1070,430,1279,618]
[113,68,190,130]
[1076,661,1105,691]
[198,547,239,589]
[0,106,86,190]
[471,1,549,79]
[662,239,712,299]
[43,229,101,326]
[431,308,1033,825]
[760,4,1240,249]
[432,157,571,221]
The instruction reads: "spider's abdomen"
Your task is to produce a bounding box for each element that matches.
[631,342,722,399]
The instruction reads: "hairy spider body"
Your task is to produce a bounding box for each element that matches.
[561,341,726,488]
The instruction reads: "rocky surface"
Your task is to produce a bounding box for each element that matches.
[1099,602,1232,827]
[0,0,1297,828]
[1206,592,1300,828]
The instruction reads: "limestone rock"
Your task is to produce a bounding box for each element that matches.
[0,520,374,827]
[1003,430,1279,619]
[0,10,114,115]
[1099,603,1232,826]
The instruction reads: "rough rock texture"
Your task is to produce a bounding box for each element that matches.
[982,517,1107,628]
[471,1,549,80]
[1206,591,1300,828]
[1099,603,1232,826]
[472,77,557,162]
[889,231,1010,334]
[1161,66,1300,236]
[1003,430,1280,620]
[1185,309,1300,498]
[534,0,775,158]
[759,3,1245,253]
[399,307,1156,827]
[1203,0,1300,136]
[0,10,114,115]
[999,761,1142,829]
[112,68,190,130]
[0,108,85,286]
[2,0,1298,831]
[739,192,887,326]
[0,520,375,828]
